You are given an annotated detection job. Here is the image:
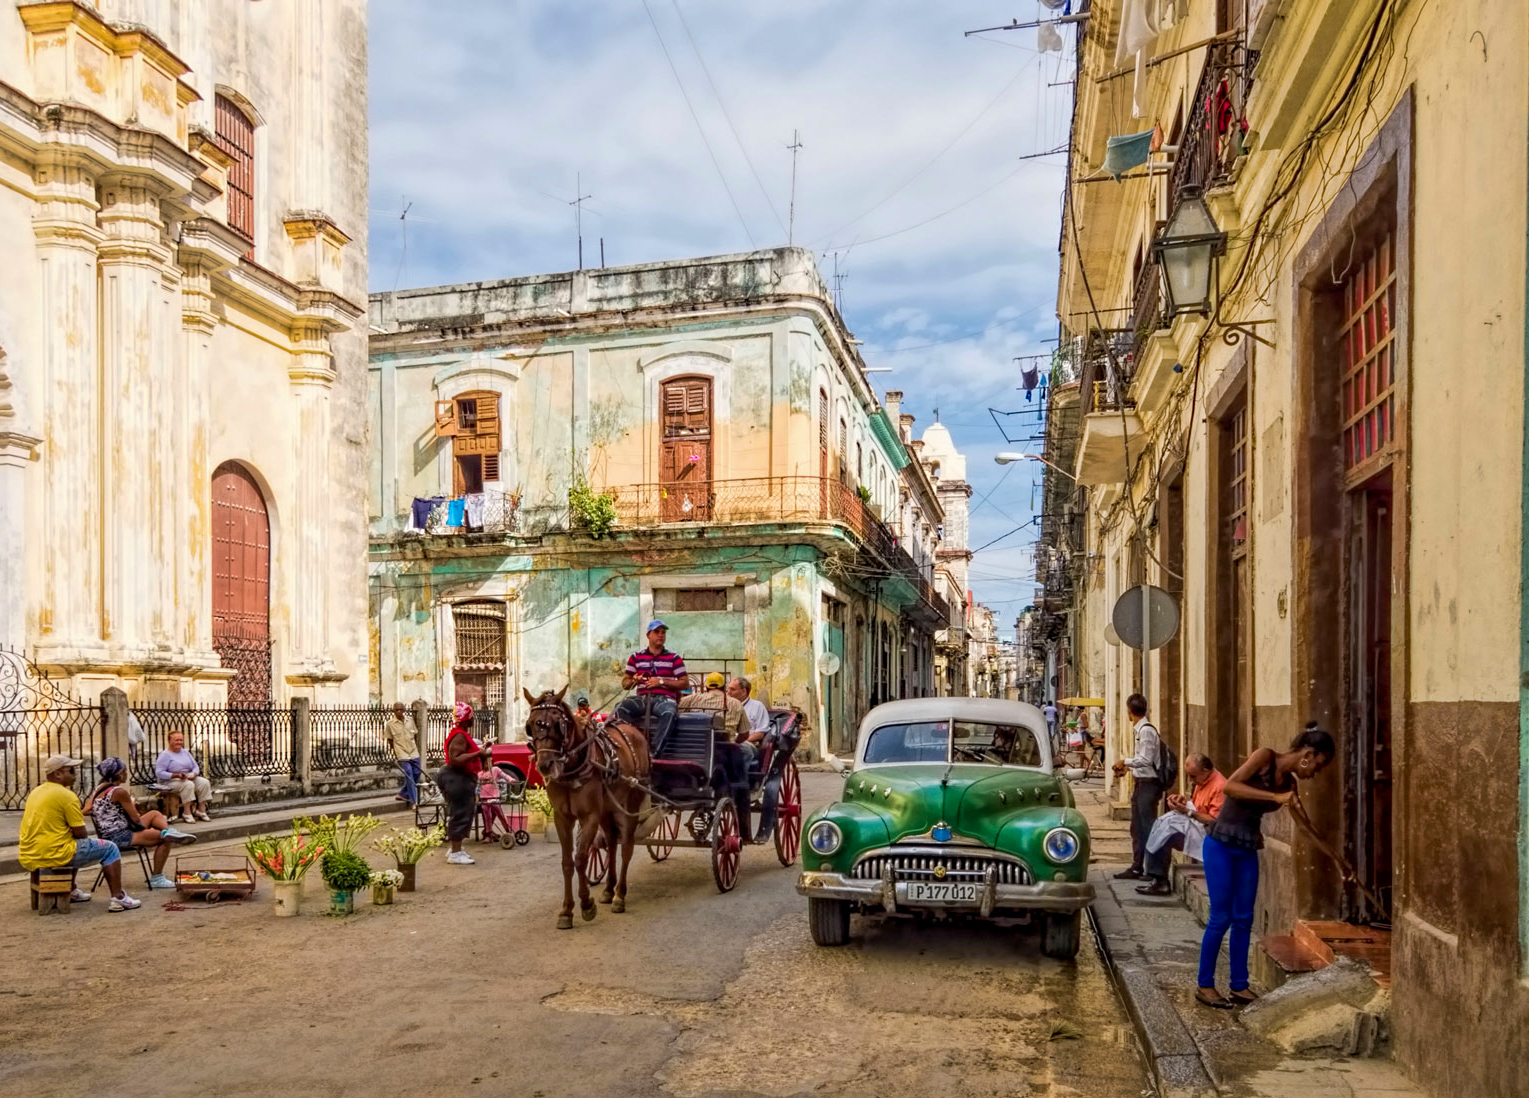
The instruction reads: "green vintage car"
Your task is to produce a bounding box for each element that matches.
[796,697,1094,958]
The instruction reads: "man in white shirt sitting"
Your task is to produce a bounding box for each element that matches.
[727,677,771,739]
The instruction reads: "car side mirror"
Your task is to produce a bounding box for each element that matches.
[824,752,853,776]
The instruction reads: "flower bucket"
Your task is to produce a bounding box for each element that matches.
[526,809,547,835]
[273,879,303,918]
[398,863,417,892]
[329,889,355,915]
[371,883,395,906]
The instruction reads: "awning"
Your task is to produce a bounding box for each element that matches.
[869,409,911,470]
[1058,696,1105,707]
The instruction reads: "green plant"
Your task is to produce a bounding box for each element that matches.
[568,475,618,538]
[297,813,383,857]
[373,823,445,865]
[321,849,373,892]
[856,484,872,503]
[525,787,553,818]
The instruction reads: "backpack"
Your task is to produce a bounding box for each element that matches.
[1151,724,1178,788]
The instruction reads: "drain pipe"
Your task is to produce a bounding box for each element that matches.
[1520,117,1529,974]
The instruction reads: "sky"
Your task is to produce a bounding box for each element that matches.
[369,1,1076,635]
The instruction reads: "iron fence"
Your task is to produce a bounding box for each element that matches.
[424,706,500,767]
[308,706,393,771]
[0,648,107,810]
[131,703,297,783]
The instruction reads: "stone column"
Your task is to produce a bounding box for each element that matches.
[288,322,335,676]
[178,252,218,659]
[97,174,173,655]
[30,155,104,661]
[0,337,40,651]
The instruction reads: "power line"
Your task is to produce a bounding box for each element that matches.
[820,159,1038,253]
[669,0,788,240]
[640,0,755,248]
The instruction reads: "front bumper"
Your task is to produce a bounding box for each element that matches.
[796,870,1094,915]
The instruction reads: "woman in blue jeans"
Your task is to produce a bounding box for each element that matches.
[1197,724,1339,1009]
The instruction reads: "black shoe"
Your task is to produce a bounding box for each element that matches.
[1113,867,1144,880]
[1135,879,1172,896]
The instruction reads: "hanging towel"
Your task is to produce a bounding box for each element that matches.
[1102,129,1155,179]
[1115,0,1184,117]
[446,498,466,528]
[463,493,485,530]
[1037,20,1065,54]
[411,496,443,531]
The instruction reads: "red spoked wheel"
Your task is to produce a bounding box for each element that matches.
[646,809,680,862]
[710,797,741,893]
[774,757,802,867]
[584,831,610,883]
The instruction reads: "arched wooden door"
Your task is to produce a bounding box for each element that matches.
[211,462,272,703]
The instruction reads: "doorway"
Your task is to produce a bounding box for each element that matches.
[211,462,271,704]
[1346,473,1393,919]
[661,376,712,521]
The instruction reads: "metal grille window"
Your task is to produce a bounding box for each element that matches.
[1229,402,1248,552]
[654,587,732,612]
[1339,233,1397,475]
[215,95,255,248]
[838,419,848,484]
[453,601,506,706]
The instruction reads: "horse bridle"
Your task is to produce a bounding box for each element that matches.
[526,700,596,784]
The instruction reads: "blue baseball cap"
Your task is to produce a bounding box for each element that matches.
[645,619,667,633]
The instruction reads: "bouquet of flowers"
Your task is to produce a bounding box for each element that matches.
[525,787,553,819]
[296,812,383,856]
[369,868,404,888]
[245,826,324,881]
[373,823,445,865]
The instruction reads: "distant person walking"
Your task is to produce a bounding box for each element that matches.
[1196,725,1340,1009]
[1042,699,1059,749]
[1112,693,1162,880]
[385,702,422,807]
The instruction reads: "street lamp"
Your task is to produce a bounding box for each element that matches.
[994,452,1076,480]
[1152,185,1226,319]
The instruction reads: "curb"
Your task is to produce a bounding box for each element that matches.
[1,797,412,877]
[1089,872,1218,1098]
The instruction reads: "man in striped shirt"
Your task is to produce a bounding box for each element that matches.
[612,620,686,757]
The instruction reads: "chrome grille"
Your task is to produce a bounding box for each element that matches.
[850,849,1030,886]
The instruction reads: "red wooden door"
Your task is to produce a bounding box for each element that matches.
[661,377,711,521]
[211,462,271,703]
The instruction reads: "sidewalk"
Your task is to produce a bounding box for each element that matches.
[1076,779,1425,1098]
[0,789,412,877]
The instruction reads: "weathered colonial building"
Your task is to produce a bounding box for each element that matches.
[916,414,975,695]
[367,248,948,758]
[0,0,371,704]
[1052,1,1528,1093]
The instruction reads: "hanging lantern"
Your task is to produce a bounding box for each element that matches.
[1152,185,1226,318]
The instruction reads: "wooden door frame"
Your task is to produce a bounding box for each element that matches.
[1204,347,1250,777]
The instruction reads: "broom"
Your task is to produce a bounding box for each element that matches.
[1287,786,1389,920]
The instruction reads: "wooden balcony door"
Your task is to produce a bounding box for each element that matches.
[660,376,711,521]
[211,462,271,704]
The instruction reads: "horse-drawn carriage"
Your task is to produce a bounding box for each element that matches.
[580,706,804,892]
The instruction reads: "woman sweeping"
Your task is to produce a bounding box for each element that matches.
[1196,723,1345,1009]
[438,702,493,866]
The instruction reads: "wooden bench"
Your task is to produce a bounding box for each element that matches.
[29,867,77,915]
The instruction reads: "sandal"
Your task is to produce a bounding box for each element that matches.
[1229,989,1259,1005]
[1195,988,1236,1010]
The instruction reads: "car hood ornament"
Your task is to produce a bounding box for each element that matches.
[932,821,953,843]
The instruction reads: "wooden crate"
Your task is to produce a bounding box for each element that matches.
[173,854,257,902]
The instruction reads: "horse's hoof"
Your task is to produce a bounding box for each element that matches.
[556,915,574,930]
[581,902,598,922]
[611,897,626,914]
[599,890,614,905]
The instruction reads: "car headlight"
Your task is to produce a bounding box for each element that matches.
[807,820,843,856]
[1043,827,1080,864]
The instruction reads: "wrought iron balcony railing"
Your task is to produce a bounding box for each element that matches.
[1168,42,1257,202]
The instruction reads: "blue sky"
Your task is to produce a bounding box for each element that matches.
[369,1,1074,633]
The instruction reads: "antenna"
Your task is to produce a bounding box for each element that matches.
[571,172,594,270]
[831,251,848,312]
[392,196,413,291]
[786,129,803,245]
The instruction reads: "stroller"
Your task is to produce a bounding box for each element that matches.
[394,756,445,831]
[477,767,531,849]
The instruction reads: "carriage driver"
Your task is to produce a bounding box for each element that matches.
[612,620,686,757]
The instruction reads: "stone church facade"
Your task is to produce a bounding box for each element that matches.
[0,0,370,703]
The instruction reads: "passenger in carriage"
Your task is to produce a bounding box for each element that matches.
[681,672,753,838]
[612,621,686,756]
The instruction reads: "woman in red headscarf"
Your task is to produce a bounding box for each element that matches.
[438,701,493,865]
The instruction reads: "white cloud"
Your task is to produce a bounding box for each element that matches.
[369,0,1071,624]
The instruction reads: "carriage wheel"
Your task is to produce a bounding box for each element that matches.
[710,797,741,893]
[646,809,680,862]
[774,758,802,867]
[584,832,610,883]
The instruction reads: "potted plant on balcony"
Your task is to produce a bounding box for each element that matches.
[856,484,872,504]
[568,475,617,539]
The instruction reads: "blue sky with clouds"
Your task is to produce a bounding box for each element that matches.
[369,1,1075,633]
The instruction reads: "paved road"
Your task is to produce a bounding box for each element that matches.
[0,771,1150,1098]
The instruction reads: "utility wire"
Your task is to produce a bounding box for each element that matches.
[669,0,788,240]
[640,0,755,248]
[820,159,1036,253]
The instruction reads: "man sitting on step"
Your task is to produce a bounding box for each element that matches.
[1136,753,1226,896]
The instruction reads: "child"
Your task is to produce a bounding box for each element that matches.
[476,763,515,842]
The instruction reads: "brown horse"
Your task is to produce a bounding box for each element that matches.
[522,686,652,928]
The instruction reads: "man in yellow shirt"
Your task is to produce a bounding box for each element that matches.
[20,754,139,911]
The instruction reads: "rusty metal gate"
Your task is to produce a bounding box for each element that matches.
[0,648,106,810]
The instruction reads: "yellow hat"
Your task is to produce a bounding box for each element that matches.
[704,671,726,689]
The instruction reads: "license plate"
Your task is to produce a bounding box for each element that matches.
[899,881,980,905]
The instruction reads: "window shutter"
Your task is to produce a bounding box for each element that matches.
[483,453,500,482]
[662,377,711,437]
[214,95,256,248]
[473,394,500,437]
[818,391,828,449]
[434,401,459,437]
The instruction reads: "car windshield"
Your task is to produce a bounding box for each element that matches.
[862,720,1044,767]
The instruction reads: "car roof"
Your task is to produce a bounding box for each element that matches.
[852,697,1052,768]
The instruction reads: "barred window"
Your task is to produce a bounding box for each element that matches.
[215,95,256,249]
[452,600,506,707]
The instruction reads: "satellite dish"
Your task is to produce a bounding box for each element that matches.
[817,652,842,676]
[1104,623,1122,646]
[1111,584,1181,650]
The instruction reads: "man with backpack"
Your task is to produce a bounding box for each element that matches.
[1112,692,1175,879]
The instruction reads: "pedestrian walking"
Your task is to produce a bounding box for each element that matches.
[438,702,493,866]
[1112,693,1162,880]
[385,702,422,806]
[1042,699,1059,751]
[1196,724,1341,1009]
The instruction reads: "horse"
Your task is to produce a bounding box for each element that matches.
[522,686,652,928]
